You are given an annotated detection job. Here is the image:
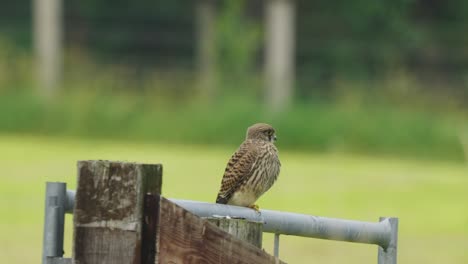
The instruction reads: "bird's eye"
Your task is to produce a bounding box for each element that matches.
[267,130,274,141]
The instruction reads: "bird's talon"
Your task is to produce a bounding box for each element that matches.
[249,204,260,211]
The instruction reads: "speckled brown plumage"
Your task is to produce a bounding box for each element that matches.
[216,123,281,208]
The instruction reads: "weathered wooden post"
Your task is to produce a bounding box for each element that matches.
[206,217,263,248]
[153,197,284,263]
[72,160,162,264]
[71,160,281,263]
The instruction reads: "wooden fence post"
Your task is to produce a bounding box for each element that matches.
[206,217,263,248]
[72,160,162,264]
[154,197,285,263]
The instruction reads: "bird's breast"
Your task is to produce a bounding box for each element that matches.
[228,188,258,207]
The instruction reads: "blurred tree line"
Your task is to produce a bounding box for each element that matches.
[0,0,468,102]
[1,0,467,103]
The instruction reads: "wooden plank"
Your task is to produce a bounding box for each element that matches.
[141,194,161,264]
[155,197,285,264]
[206,217,263,248]
[73,160,162,264]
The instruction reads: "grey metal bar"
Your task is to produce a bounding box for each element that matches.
[45,205,60,256]
[274,233,280,258]
[46,257,72,264]
[42,182,67,264]
[63,190,397,252]
[169,199,393,248]
[63,191,393,248]
[378,217,398,264]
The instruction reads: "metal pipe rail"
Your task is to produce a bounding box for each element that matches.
[42,182,398,264]
[170,199,394,248]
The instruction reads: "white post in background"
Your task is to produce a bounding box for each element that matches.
[265,0,295,111]
[196,0,216,101]
[33,0,63,99]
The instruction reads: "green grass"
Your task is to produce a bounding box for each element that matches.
[0,135,467,263]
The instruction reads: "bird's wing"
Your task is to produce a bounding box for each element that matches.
[216,141,258,204]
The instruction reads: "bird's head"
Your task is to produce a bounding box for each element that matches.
[246,123,277,143]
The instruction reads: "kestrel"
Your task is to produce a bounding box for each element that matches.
[216,123,281,210]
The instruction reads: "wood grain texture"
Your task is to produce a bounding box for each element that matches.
[142,194,160,264]
[73,160,162,264]
[156,197,285,264]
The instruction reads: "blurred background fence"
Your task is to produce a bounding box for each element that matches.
[0,0,467,161]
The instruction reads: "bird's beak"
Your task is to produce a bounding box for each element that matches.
[274,135,277,142]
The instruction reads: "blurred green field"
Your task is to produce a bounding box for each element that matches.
[1,91,466,162]
[0,134,467,263]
